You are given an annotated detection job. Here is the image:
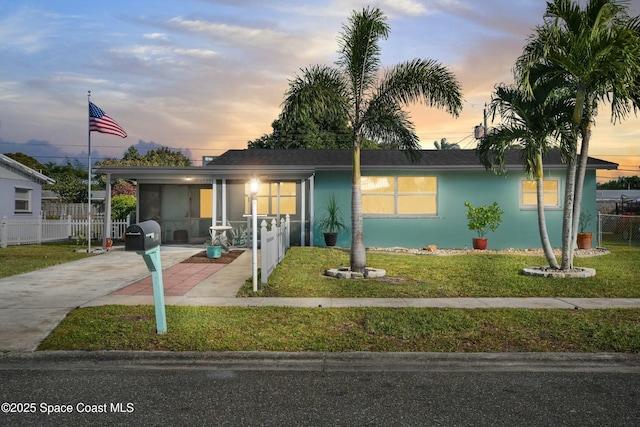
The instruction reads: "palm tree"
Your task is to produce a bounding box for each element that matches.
[477,79,574,269]
[433,138,460,150]
[516,0,640,269]
[280,7,463,273]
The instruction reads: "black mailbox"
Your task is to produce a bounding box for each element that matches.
[125,220,161,252]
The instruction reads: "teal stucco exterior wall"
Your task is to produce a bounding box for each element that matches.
[313,169,598,250]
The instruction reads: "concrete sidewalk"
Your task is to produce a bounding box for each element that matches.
[1,245,640,353]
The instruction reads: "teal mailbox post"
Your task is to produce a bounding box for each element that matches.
[125,220,166,334]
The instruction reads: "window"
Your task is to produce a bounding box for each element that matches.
[200,189,213,218]
[15,187,31,213]
[521,179,560,209]
[362,176,437,216]
[245,182,297,215]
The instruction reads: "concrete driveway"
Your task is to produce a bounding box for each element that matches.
[0,246,201,353]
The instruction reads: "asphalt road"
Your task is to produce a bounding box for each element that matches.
[1,352,639,426]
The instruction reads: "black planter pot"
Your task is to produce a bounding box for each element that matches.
[323,232,338,247]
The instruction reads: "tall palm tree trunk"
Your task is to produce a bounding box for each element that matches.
[570,125,591,247]
[562,88,586,269]
[535,152,560,269]
[561,154,577,269]
[350,142,366,273]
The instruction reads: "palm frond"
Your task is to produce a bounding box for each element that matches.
[375,59,463,116]
[361,103,421,162]
[336,7,389,102]
[519,0,640,125]
[477,126,531,175]
[280,65,351,127]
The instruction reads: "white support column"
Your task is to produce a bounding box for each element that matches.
[211,178,217,228]
[222,179,227,226]
[300,178,306,246]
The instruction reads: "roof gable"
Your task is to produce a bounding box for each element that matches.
[0,154,55,184]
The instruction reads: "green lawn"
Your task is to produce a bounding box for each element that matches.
[23,241,640,353]
[0,242,92,279]
[38,305,640,352]
[238,245,640,298]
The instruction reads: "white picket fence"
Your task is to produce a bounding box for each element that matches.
[42,202,103,219]
[260,215,291,285]
[0,214,130,248]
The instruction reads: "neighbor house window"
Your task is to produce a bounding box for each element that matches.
[362,176,437,216]
[521,179,560,209]
[244,182,296,215]
[15,187,32,213]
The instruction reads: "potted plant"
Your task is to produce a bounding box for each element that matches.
[319,195,347,247]
[205,235,222,258]
[464,201,504,250]
[577,211,593,250]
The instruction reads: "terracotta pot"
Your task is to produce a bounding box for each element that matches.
[324,233,338,247]
[577,232,593,250]
[472,238,488,250]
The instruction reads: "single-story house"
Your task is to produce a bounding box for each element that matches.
[0,153,55,220]
[95,149,617,250]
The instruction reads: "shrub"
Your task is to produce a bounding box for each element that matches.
[111,194,136,220]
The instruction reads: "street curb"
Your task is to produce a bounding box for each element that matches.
[1,351,639,372]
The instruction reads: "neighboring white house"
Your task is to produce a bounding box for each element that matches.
[0,154,55,220]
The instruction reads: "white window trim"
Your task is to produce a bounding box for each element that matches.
[14,186,32,213]
[519,178,562,210]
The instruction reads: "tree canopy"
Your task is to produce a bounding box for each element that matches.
[43,159,89,203]
[597,176,640,190]
[96,146,192,167]
[248,115,354,149]
[3,152,45,171]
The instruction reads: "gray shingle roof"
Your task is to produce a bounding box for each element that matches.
[207,149,618,170]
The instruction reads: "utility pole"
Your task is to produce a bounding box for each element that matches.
[474,103,488,140]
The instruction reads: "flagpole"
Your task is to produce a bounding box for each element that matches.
[87,90,92,253]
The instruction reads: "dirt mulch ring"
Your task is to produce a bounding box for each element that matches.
[181,249,245,264]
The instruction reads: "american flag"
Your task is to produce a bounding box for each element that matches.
[89,102,127,138]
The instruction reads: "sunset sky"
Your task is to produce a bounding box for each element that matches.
[0,0,638,181]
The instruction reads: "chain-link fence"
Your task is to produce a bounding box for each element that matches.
[599,213,640,247]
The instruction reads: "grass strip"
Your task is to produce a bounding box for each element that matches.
[238,245,640,298]
[38,305,640,353]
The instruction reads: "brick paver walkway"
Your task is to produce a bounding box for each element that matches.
[111,263,225,296]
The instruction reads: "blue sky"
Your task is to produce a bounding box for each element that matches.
[0,0,638,179]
